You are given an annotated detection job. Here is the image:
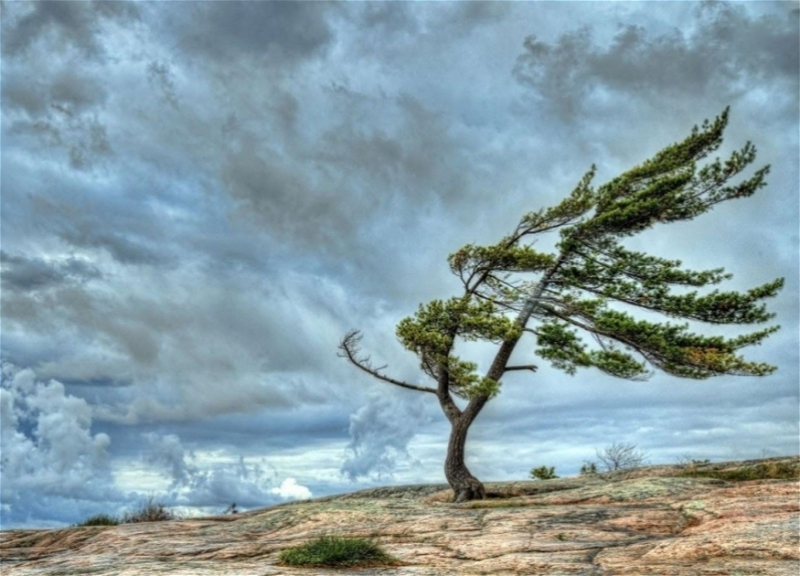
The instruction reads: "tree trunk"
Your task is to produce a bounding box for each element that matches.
[444,414,486,502]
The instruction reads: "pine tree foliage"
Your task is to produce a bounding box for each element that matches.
[341,108,782,399]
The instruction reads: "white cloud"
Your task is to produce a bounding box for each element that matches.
[0,364,117,527]
[139,433,284,509]
[341,391,428,481]
[0,364,111,487]
[270,477,312,501]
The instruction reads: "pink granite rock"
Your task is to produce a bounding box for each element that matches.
[1,457,797,575]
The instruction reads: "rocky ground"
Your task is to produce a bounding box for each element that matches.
[1,457,798,576]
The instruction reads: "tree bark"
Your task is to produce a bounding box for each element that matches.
[444,413,487,502]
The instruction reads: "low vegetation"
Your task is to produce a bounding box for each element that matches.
[530,465,559,480]
[74,497,177,527]
[679,460,800,481]
[74,514,120,527]
[121,498,176,523]
[278,535,399,568]
[532,443,646,480]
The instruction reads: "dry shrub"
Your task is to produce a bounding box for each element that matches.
[122,497,177,523]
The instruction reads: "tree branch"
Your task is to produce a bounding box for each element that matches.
[471,290,522,312]
[504,364,538,373]
[338,330,437,394]
[539,305,657,374]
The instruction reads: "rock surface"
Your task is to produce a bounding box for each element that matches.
[1,457,798,575]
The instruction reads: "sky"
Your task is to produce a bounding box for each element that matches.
[1,0,798,529]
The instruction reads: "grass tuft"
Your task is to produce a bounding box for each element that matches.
[278,535,399,567]
[75,514,120,527]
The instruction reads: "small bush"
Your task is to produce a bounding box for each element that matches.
[596,442,648,471]
[580,461,598,475]
[278,535,398,567]
[76,514,120,527]
[122,497,176,523]
[530,465,558,480]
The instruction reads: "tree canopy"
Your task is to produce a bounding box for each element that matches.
[340,107,783,501]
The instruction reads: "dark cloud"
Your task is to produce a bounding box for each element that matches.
[454,1,512,25]
[2,255,360,425]
[353,2,420,35]
[222,92,476,261]
[2,66,108,117]
[58,227,165,266]
[2,63,112,170]
[1,251,101,292]
[2,169,174,267]
[164,408,351,451]
[430,0,513,40]
[1,1,139,58]
[514,2,799,118]
[3,110,113,171]
[170,1,334,65]
[51,69,109,113]
[146,61,179,109]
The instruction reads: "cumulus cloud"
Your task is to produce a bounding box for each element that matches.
[142,433,194,488]
[270,478,312,501]
[341,391,428,481]
[0,364,117,527]
[142,432,311,508]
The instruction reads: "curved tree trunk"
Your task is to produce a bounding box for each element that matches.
[444,414,486,502]
[441,258,564,501]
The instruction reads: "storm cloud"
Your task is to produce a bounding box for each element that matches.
[2,1,796,528]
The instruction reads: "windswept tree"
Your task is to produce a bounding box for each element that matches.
[339,108,783,502]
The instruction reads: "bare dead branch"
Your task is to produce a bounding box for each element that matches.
[338,330,437,394]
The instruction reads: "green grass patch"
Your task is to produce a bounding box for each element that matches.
[278,535,399,567]
[680,461,800,481]
[75,514,120,527]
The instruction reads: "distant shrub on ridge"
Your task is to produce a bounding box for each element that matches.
[75,514,120,527]
[529,465,558,480]
[122,497,177,523]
